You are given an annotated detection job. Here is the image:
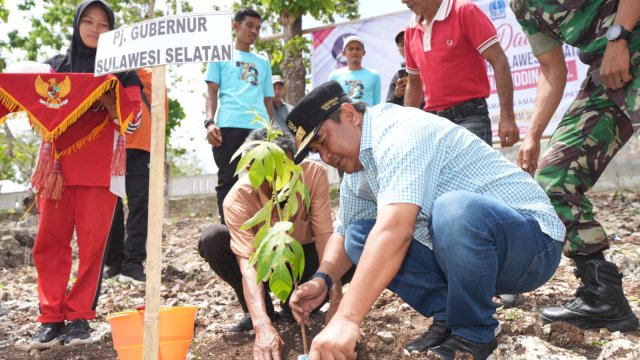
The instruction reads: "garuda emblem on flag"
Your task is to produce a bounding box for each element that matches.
[35,75,71,108]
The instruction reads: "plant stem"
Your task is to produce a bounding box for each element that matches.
[293,280,309,354]
[301,322,309,355]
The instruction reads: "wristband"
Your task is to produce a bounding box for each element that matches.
[310,272,333,294]
[204,117,215,128]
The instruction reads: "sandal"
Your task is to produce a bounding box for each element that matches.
[493,294,524,309]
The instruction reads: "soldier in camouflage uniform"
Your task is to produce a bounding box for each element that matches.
[511,0,640,331]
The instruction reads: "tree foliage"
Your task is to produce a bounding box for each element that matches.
[232,115,309,303]
[0,122,39,184]
[237,0,359,104]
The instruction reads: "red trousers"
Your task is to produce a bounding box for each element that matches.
[34,186,116,323]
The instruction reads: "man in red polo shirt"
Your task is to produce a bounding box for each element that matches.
[403,0,519,149]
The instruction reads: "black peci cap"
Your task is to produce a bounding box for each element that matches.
[285,80,352,164]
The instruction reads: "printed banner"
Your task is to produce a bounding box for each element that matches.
[311,10,413,102]
[311,1,589,140]
[95,12,233,75]
[479,0,588,139]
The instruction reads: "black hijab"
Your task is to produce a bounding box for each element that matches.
[45,0,141,89]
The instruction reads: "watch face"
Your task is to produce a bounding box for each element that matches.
[607,24,622,41]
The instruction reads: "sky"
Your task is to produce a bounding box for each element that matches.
[1,0,409,175]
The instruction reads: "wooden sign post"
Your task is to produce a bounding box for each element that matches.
[94,11,232,359]
[142,65,166,360]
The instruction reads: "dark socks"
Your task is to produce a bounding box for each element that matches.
[573,251,606,272]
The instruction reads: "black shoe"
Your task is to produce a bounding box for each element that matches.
[104,264,122,279]
[119,265,146,285]
[430,335,497,360]
[63,319,93,346]
[28,322,65,350]
[228,312,280,333]
[539,259,640,332]
[405,320,451,353]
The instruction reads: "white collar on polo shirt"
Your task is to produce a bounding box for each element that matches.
[408,0,454,52]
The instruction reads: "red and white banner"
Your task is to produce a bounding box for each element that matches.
[311,0,589,140]
[478,0,588,139]
[311,10,412,101]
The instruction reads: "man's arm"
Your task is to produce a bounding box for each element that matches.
[600,0,640,90]
[307,203,419,359]
[482,43,519,148]
[517,45,567,176]
[237,256,284,360]
[205,82,222,147]
[289,232,354,325]
[404,73,423,108]
[264,97,274,120]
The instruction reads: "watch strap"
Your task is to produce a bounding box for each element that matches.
[310,272,333,294]
[204,118,215,128]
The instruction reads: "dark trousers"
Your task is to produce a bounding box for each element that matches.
[212,128,253,224]
[198,224,354,313]
[106,149,150,272]
[430,98,493,146]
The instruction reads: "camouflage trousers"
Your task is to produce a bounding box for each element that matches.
[535,51,640,258]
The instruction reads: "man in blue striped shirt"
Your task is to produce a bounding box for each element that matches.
[286,81,565,360]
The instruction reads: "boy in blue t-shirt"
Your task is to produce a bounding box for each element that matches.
[328,35,381,106]
[203,8,274,225]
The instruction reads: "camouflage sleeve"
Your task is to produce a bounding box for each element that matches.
[511,0,562,56]
[527,31,563,56]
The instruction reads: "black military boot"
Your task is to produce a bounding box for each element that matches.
[539,259,639,332]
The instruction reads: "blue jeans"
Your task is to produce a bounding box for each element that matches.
[344,191,562,343]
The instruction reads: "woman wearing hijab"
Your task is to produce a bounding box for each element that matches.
[29,0,142,349]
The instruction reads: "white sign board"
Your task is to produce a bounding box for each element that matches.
[94,12,233,75]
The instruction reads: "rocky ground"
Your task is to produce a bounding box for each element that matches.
[0,192,639,359]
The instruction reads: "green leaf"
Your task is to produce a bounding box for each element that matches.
[289,238,306,281]
[248,157,265,190]
[241,199,273,230]
[252,222,271,249]
[269,262,293,303]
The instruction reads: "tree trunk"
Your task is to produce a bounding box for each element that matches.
[280,11,305,105]
[3,123,14,158]
[146,0,156,19]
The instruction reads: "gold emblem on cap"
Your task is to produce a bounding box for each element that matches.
[295,127,307,145]
[320,96,340,111]
[287,120,296,132]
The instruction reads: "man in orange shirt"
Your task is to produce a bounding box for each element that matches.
[198,128,353,360]
[105,67,168,284]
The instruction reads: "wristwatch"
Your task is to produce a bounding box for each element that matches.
[311,272,333,294]
[203,117,215,128]
[606,24,632,42]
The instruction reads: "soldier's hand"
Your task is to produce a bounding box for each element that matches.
[207,124,223,147]
[601,40,632,90]
[516,137,540,177]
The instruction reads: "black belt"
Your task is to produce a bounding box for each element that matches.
[428,98,488,122]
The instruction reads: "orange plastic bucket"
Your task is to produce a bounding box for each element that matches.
[106,306,198,360]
